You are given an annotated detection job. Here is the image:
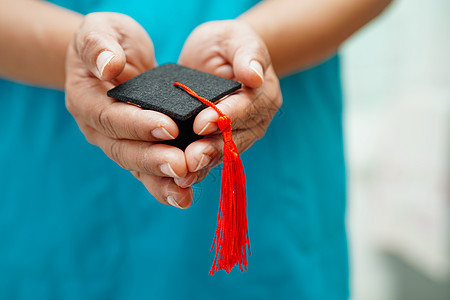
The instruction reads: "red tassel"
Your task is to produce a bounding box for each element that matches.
[174,82,250,275]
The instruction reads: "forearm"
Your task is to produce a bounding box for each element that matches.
[0,0,82,89]
[239,0,392,76]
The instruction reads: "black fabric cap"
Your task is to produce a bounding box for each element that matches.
[107,64,241,149]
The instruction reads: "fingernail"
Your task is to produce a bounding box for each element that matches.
[152,127,175,140]
[174,174,198,188]
[160,163,181,178]
[249,60,264,83]
[198,122,217,135]
[96,50,115,77]
[194,154,211,172]
[166,195,182,209]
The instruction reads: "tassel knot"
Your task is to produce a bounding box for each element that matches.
[218,115,232,132]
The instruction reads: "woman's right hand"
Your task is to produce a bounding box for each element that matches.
[65,13,193,209]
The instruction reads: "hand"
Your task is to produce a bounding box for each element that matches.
[176,20,282,187]
[65,13,193,208]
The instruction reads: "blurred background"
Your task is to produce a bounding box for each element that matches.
[341,0,450,299]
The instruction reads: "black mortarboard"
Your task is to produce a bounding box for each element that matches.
[107,64,241,149]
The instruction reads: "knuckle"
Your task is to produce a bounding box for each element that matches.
[65,93,84,125]
[108,140,127,169]
[134,143,153,174]
[77,30,106,68]
[97,107,119,138]
[78,124,97,145]
[275,93,283,110]
[235,131,256,154]
[129,124,143,141]
[270,81,283,110]
[255,123,268,140]
[82,31,102,54]
[84,134,96,145]
[258,45,270,63]
[244,94,269,126]
[118,13,137,25]
[65,95,75,115]
[128,109,150,140]
[207,141,223,166]
[82,128,95,144]
[248,39,262,51]
[131,170,142,180]
[84,12,99,23]
[260,90,282,118]
[247,100,261,122]
[251,126,266,141]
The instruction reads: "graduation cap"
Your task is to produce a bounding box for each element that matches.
[107,63,241,149]
[107,64,250,275]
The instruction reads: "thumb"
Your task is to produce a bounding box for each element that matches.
[74,13,128,81]
[228,23,271,89]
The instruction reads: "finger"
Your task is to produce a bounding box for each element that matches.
[86,127,188,178]
[213,64,234,80]
[184,136,222,173]
[74,12,156,81]
[192,90,271,135]
[132,171,193,209]
[223,22,272,88]
[193,92,256,135]
[74,13,126,80]
[87,98,179,142]
[174,168,210,188]
[184,131,256,174]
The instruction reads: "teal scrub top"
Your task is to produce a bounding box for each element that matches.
[0,0,349,299]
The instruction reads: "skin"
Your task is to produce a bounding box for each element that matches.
[0,0,81,88]
[0,0,392,208]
